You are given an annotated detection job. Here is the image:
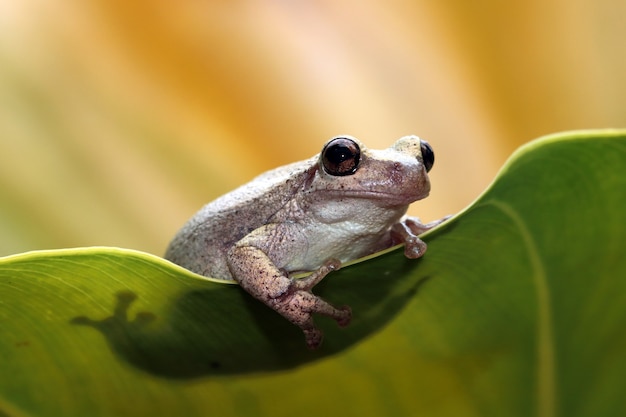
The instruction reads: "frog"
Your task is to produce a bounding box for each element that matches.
[165,135,446,349]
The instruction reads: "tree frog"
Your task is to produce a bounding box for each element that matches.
[165,135,446,349]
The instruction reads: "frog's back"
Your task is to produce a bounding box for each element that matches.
[165,159,315,280]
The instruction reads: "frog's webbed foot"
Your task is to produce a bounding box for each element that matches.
[278,289,351,349]
[279,258,351,349]
[392,215,451,259]
[228,247,351,349]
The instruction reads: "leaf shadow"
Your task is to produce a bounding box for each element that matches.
[70,251,433,379]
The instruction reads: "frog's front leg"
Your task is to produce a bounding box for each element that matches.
[227,244,351,349]
[391,215,450,259]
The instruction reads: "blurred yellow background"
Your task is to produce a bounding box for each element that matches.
[1,0,624,257]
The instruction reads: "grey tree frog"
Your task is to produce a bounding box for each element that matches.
[165,135,446,349]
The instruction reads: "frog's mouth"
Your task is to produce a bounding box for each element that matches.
[325,189,429,207]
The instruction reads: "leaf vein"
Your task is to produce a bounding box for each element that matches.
[490,199,556,417]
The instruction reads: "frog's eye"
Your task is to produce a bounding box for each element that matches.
[321,137,361,176]
[420,140,434,172]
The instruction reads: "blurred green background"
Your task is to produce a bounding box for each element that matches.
[1,0,625,257]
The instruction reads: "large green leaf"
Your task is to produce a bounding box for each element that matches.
[1,130,625,417]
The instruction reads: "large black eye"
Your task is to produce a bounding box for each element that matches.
[420,140,434,172]
[321,137,361,176]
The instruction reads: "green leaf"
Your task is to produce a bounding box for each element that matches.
[1,130,625,417]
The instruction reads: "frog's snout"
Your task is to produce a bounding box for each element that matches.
[391,136,434,173]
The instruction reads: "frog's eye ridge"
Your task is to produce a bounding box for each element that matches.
[322,137,361,176]
[420,140,434,172]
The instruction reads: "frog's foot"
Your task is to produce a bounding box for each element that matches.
[272,290,352,349]
[300,301,351,349]
[391,221,428,259]
[288,258,351,347]
[291,258,341,291]
[303,328,324,350]
[392,215,451,259]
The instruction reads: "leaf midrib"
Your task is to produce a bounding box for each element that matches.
[490,199,556,417]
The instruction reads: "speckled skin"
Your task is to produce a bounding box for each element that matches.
[165,135,444,348]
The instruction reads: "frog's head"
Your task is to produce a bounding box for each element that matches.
[311,135,434,209]
[300,135,434,226]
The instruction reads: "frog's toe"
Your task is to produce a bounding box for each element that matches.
[404,237,427,259]
[336,305,352,327]
[304,328,323,350]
